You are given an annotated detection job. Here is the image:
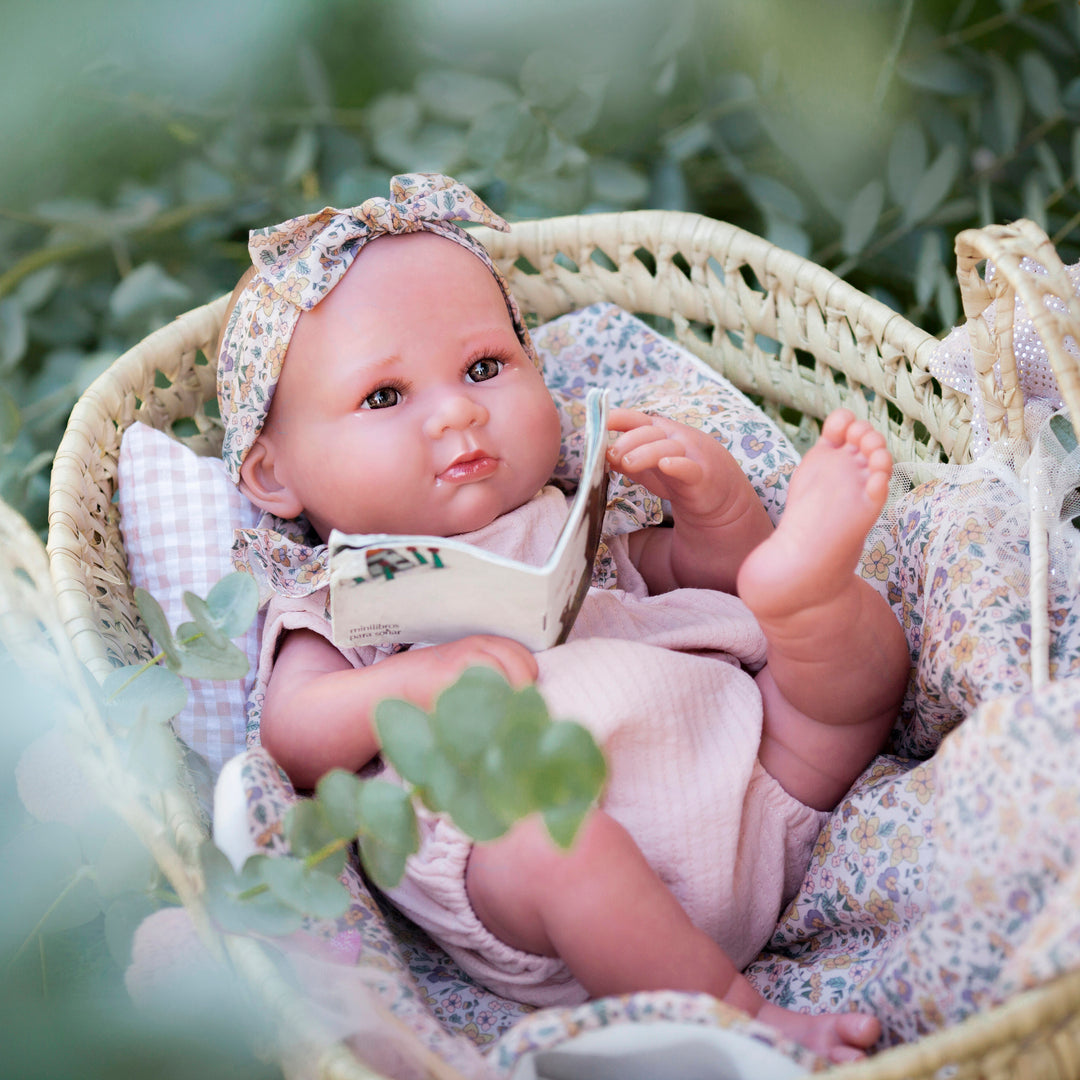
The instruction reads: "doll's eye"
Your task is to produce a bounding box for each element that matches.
[465,357,503,383]
[362,386,402,409]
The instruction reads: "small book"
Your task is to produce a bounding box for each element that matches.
[328,387,611,651]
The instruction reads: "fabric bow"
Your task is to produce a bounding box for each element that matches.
[217,173,538,484]
[247,173,513,312]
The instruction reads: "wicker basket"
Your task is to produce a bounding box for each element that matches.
[43,209,1080,1079]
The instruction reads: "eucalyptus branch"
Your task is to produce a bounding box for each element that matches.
[910,0,1057,59]
[6,865,93,973]
[234,836,352,903]
[105,629,206,702]
[0,196,234,300]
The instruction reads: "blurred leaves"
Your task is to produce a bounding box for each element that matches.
[2,0,1079,538]
[375,666,606,856]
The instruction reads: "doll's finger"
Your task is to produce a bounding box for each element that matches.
[483,637,538,686]
[607,426,670,465]
[656,455,704,486]
[617,438,688,472]
[606,407,661,433]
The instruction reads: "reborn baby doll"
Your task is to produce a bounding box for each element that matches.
[217,173,910,1064]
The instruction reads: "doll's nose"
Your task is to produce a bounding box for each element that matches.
[423,391,489,438]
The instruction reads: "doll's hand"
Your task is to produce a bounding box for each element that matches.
[423,634,538,692]
[606,408,730,523]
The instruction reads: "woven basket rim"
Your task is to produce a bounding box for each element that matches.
[43,207,1078,1080]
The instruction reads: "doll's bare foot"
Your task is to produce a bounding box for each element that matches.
[758,1001,881,1064]
[736,408,891,621]
[736,410,907,789]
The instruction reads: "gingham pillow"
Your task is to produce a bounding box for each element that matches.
[117,423,263,776]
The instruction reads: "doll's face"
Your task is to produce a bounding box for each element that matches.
[243,232,561,540]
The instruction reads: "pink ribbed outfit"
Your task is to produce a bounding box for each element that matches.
[252,487,827,1006]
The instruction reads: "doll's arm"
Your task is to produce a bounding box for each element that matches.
[606,407,773,594]
[261,628,538,790]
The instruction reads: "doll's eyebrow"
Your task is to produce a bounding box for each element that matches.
[339,352,406,390]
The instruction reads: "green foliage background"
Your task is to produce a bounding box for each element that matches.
[2,0,1079,535]
[1,0,1079,1073]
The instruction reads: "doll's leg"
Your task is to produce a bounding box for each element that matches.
[736,409,909,810]
[466,809,880,1063]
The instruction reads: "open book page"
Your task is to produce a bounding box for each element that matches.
[328,388,610,651]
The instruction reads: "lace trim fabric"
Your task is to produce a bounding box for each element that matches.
[929,258,1080,458]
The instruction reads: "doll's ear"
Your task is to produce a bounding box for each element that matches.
[238,436,304,520]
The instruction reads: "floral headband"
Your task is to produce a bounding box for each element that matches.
[216,172,539,483]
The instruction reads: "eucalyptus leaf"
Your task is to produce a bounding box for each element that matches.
[590,159,649,208]
[915,232,944,309]
[1034,140,1063,191]
[902,144,960,228]
[887,121,927,205]
[654,57,678,97]
[358,838,409,891]
[204,572,259,639]
[0,823,101,944]
[0,299,28,372]
[747,174,805,223]
[1050,413,1078,453]
[467,103,547,171]
[441,782,509,843]
[108,263,192,325]
[200,844,305,936]
[978,175,994,227]
[479,682,553,809]
[542,801,593,850]
[533,720,606,812]
[13,265,62,312]
[987,53,1023,156]
[431,666,514,763]
[415,70,517,124]
[520,49,579,111]
[282,127,320,188]
[420,751,462,816]
[125,714,180,788]
[0,385,22,447]
[1022,172,1047,230]
[374,697,434,786]
[549,74,606,138]
[93,822,159,900]
[134,587,182,671]
[1065,76,1080,111]
[297,41,334,112]
[315,768,366,840]
[935,273,959,331]
[284,800,348,876]
[762,213,810,259]
[1020,51,1061,121]
[649,157,689,212]
[259,857,351,919]
[356,779,419,856]
[841,180,884,256]
[366,92,420,138]
[181,592,229,650]
[1016,13,1075,58]
[374,123,467,175]
[661,120,713,163]
[898,54,983,96]
[173,635,250,681]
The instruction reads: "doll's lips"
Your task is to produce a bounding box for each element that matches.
[438,450,498,483]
